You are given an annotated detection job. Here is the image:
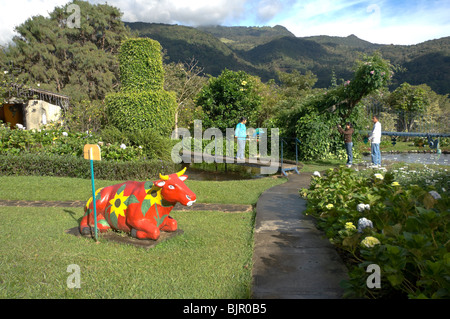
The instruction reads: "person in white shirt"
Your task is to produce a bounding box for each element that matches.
[368,115,382,167]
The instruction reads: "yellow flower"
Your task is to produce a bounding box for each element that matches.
[109,189,130,218]
[241,80,247,85]
[391,182,400,186]
[345,222,356,231]
[326,204,334,210]
[86,188,103,209]
[144,185,163,206]
[361,236,381,248]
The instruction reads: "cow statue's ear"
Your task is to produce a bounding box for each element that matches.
[154,180,165,187]
[179,175,188,182]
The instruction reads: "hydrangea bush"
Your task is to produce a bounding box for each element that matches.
[0,123,144,161]
[301,166,449,299]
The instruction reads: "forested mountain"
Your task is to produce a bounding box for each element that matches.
[126,22,450,94]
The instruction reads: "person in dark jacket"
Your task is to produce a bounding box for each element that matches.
[337,122,354,167]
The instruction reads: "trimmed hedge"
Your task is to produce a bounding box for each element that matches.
[0,153,177,181]
[105,90,177,135]
[106,38,177,134]
[118,38,164,92]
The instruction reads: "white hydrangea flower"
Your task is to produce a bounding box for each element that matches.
[428,191,441,200]
[357,203,370,212]
[357,203,366,212]
[357,217,373,233]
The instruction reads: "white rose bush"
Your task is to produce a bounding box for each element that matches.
[300,166,449,299]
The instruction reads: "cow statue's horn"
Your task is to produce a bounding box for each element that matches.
[176,167,187,177]
[159,173,169,181]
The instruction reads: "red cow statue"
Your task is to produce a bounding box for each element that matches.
[80,167,196,240]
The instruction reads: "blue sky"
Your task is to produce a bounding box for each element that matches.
[1,0,449,46]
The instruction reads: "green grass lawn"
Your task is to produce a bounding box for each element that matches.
[0,207,253,299]
[299,159,343,173]
[0,175,286,205]
[357,140,449,154]
[0,175,286,298]
[0,206,255,298]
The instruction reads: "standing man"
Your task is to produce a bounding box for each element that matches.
[368,115,382,168]
[235,117,247,160]
[337,122,354,168]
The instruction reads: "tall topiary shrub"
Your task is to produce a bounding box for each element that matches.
[118,38,165,92]
[105,38,177,135]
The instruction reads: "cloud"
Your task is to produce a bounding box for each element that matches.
[92,0,247,26]
[0,0,448,46]
[0,0,71,46]
[274,0,450,44]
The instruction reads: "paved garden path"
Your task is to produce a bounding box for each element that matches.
[252,172,349,299]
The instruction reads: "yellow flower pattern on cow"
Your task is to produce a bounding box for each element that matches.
[80,168,196,240]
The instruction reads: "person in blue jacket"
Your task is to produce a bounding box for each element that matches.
[235,117,247,160]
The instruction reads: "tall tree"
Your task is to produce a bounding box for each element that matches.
[196,69,262,132]
[163,57,208,132]
[277,70,318,98]
[1,0,134,103]
[386,82,429,132]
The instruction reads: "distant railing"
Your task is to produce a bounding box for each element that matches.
[280,137,301,176]
[361,130,449,151]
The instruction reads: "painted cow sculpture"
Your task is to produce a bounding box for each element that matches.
[80,167,196,240]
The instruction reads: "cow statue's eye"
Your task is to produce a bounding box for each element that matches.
[168,185,175,189]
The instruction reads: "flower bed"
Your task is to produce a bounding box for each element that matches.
[0,123,176,179]
[300,166,449,299]
[0,123,144,161]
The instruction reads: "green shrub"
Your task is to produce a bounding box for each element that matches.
[196,69,262,132]
[105,90,177,135]
[106,38,177,134]
[275,97,366,161]
[118,38,164,92]
[0,124,172,162]
[301,166,449,299]
[63,99,107,133]
[99,125,175,161]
